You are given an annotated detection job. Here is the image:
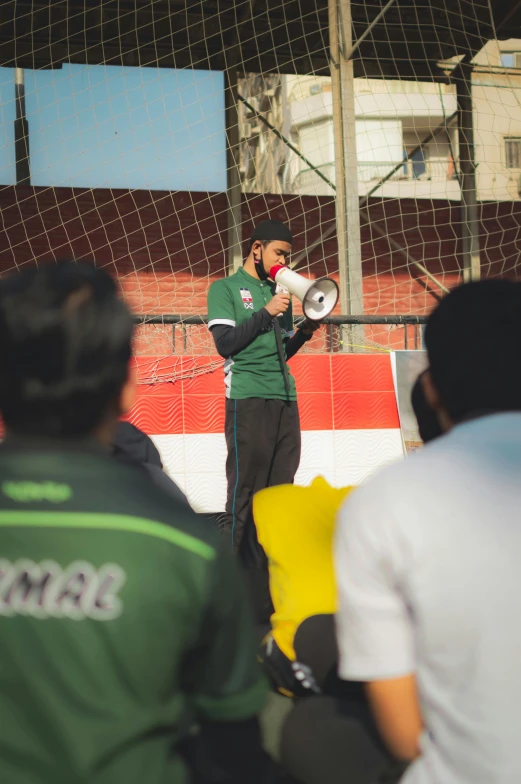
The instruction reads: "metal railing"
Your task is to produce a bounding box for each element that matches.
[292,162,336,193]
[293,160,457,192]
[134,313,428,352]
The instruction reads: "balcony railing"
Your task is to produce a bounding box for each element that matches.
[293,160,458,192]
[292,162,336,192]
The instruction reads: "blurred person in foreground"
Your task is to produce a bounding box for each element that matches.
[282,279,521,784]
[410,371,443,445]
[254,386,439,701]
[113,420,190,506]
[254,477,353,698]
[0,262,268,784]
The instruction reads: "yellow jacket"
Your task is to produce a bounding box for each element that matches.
[253,477,353,660]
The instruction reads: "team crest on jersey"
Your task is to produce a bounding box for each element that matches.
[240,287,254,309]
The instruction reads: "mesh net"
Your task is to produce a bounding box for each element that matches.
[0,1,519,379]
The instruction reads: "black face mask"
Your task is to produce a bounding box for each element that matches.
[253,246,270,282]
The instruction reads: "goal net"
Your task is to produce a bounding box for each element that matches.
[0,0,518,379]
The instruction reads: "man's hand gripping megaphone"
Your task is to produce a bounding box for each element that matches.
[264,286,291,319]
[270,264,335,334]
[273,281,320,335]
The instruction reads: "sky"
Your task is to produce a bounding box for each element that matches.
[0,64,226,191]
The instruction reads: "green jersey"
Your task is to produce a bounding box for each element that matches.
[207,267,297,400]
[0,441,267,784]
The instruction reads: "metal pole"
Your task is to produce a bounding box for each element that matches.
[329,0,364,352]
[223,0,258,274]
[14,67,30,185]
[134,314,428,325]
[455,63,480,282]
[225,67,243,273]
[329,0,346,304]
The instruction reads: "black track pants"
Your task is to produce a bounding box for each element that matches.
[224,398,301,557]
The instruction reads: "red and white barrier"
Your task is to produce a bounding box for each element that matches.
[128,354,405,512]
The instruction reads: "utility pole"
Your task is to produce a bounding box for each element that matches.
[455,62,480,281]
[329,0,364,351]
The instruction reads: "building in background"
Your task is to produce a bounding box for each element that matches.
[239,39,521,203]
[286,74,459,201]
[238,73,288,195]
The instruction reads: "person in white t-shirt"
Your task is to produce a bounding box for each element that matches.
[281,279,521,784]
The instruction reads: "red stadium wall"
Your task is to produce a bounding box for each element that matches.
[131,353,401,434]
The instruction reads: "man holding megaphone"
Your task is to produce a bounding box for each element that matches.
[207,219,338,596]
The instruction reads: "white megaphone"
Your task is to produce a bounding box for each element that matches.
[270,264,339,321]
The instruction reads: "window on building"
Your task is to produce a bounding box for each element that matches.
[411,146,427,179]
[505,137,521,169]
[500,52,521,68]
